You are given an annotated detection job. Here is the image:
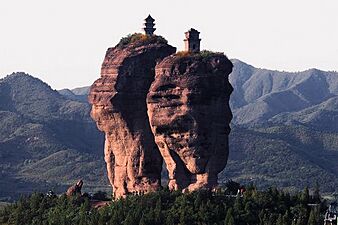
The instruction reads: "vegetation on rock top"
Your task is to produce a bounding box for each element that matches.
[175,50,224,59]
[116,33,168,48]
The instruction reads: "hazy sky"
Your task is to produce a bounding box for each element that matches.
[1,0,337,89]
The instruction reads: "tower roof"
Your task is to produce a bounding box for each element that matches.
[145,15,155,23]
[185,28,200,39]
[186,28,200,35]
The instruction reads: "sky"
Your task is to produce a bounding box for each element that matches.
[0,0,337,89]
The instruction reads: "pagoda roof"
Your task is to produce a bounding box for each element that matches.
[186,28,200,34]
[145,14,155,22]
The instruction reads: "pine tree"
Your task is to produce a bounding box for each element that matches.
[224,208,235,225]
[300,187,310,204]
[313,183,321,204]
[282,210,291,225]
[227,216,235,225]
[276,214,283,225]
[154,197,162,223]
[258,209,265,225]
[307,209,316,225]
[234,195,242,215]
[179,209,187,225]
[165,213,175,225]
[139,215,146,225]
[123,213,135,225]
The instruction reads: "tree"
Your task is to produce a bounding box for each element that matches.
[234,195,242,215]
[139,215,146,225]
[276,214,283,225]
[123,213,135,225]
[307,209,316,225]
[282,210,291,225]
[300,187,310,204]
[165,213,175,225]
[224,208,235,225]
[312,183,321,204]
[154,197,162,223]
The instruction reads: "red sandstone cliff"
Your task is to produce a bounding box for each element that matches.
[147,52,233,191]
[88,35,176,198]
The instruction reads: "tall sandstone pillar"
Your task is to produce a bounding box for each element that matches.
[147,52,233,191]
[89,35,176,198]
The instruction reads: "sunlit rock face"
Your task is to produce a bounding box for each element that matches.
[147,52,233,192]
[89,36,176,199]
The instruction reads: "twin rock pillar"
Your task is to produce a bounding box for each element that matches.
[89,37,233,199]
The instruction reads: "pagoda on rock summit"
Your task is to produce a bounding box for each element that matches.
[143,15,156,35]
[184,28,201,53]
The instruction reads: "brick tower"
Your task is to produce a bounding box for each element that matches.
[184,28,201,53]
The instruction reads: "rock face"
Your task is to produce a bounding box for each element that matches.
[89,35,176,198]
[66,180,83,196]
[147,53,233,191]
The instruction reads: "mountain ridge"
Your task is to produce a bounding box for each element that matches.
[0,73,106,201]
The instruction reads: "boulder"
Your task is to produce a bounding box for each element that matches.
[66,179,83,196]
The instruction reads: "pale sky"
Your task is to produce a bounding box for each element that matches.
[0,0,337,89]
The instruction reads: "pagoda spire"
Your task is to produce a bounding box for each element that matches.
[143,15,156,36]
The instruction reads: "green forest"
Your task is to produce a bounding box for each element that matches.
[0,186,327,225]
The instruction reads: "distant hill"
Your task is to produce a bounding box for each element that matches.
[225,125,338,192]
[230,59,338,129]
[0,73,106,201]
[58,87,89,102]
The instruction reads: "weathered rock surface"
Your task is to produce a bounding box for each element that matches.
[89,36,176,198]
[66,180,83,197]
[147,52,233,191]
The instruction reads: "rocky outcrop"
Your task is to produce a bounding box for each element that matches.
[89,35,176,199]
[147,52,233,192]
[66,180,83,196]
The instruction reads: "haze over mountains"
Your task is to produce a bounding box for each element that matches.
[1,60,338,200]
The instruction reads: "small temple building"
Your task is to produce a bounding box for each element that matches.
[184,28,201,53]
[143,15,156,35]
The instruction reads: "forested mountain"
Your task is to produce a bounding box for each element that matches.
[0,73,106,201]
[226,125,338,192]
[230,59,338,128]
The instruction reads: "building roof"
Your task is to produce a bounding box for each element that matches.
[145,15,155,23]
[186,28,200,35]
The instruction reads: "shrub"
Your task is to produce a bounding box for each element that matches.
[175,51,191,58]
